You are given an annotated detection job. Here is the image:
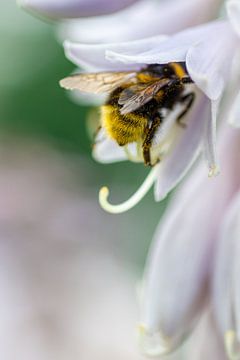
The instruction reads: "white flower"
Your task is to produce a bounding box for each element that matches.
[62,1,240,213]
[137,62,240,357]
[138,122,240,358]
[17,0,139,18]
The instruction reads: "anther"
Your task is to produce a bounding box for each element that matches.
[225,330,240,360]
[208,165,220,177]
[99,165,159,214]
[137,323,172,357]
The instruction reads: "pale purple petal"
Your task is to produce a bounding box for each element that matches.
[141,127,240,356]
[59,0,223,43]
[186,311,227,360]
[154,93,210,202]
[227,0,240,37]
[233,224,240,347]
[18,0,139,19]
[228,89,240,127]
[64,37,168,71]
[106,21,225,65]
[212,195,239,336]
[213,188,240,360]
[186,21,238,100]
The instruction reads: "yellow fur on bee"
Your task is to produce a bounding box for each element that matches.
[100,105,147,146]
[170,62,186,79]
[137,73,155,83]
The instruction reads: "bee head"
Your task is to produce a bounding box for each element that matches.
[146,63,175,78]
[147,62,187,78]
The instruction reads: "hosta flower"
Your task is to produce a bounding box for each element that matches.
[17,0,139,19]
[62,0,240,213]
[138,123,240,358]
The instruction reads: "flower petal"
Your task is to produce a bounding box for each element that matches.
[227,0,240,38]
[68,89,107,106]
[59,0,223,43]
[141,169,227,355]
[186,21,238,100]
[63,37,168,71]
[92,128,128,163]
[228,89,240,127]
[232,204,240,343]
[186,311,227,360]
[141,127,240,356]
[18,0,139,19]
[106,21,226,65]
[154,93,210,201]
[213,189,240,359]
[212,194,240,337]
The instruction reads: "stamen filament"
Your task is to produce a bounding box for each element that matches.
[99,165,159,214]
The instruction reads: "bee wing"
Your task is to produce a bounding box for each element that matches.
[59,71,137,94]
[119,79,170,115]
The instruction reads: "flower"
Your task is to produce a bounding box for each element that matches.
[17,0,140,19]
[137,85,240,358]
[62,1,240,213]
[59,0,223,107]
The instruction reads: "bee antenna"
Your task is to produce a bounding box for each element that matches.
[98,165,159,214]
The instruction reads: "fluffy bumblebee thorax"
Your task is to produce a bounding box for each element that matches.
[100,87,147,146]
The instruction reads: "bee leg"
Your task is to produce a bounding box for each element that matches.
[143,116,162,166]
[181,76,194,84]
[94,125,102,137]
[166,77,194,90]
[176,92,195,127]
[92,125,104,148]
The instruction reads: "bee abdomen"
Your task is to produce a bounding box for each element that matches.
[101,105,147,146]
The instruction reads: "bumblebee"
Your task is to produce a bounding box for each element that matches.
[60,62,195,166]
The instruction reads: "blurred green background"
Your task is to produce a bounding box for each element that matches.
[0,2,169,268]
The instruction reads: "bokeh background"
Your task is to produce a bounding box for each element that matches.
[0,2,168,359]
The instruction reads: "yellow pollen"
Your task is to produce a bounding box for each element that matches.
[138,323,147,336]
[208,165,220,177]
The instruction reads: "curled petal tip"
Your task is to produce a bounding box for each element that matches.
[208,165,220,178]
[225,330,240,360]
[137,323,172,357]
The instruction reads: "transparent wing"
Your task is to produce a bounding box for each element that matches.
[119,79,170,115]
[59,71,137,94]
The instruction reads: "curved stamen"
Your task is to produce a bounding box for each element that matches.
[99,165,159,214]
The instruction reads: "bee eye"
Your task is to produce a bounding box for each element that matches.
[163,66,174,77]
